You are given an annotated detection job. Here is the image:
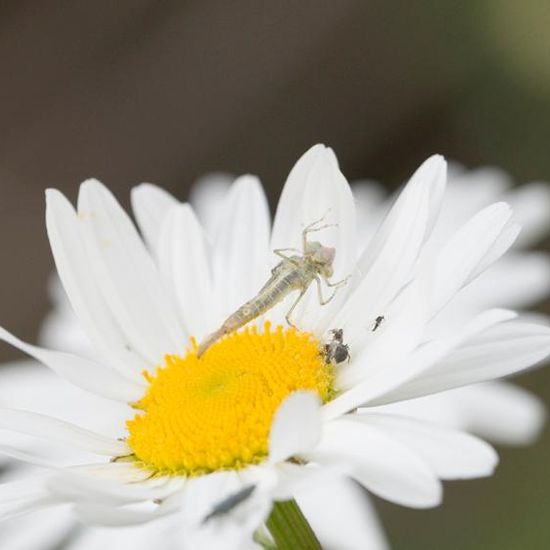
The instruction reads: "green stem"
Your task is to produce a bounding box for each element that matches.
[265,499,322,550]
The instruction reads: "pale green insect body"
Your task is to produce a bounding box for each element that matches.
[197,219,349,357]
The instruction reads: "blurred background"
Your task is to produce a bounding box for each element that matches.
[0,1,549,548]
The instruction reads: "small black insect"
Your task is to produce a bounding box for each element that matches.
[202,484,256,524]
[323,328,350,364]
[372,315,385,332]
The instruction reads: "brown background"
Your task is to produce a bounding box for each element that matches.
[0,1,549,548]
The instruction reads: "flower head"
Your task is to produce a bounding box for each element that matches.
[0,145,549,549]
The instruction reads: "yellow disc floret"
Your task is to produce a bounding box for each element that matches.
[126,322,334,476]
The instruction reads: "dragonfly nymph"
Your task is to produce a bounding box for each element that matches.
[197,217,350,356]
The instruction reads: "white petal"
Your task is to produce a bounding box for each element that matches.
[0,409,129,456]
[448,308,519,341]
[330,309,517,417]
[0,326,144,403]
[0,507,74,550]
[271,144,327,244]
[180,471,243,525]
[0,360,133,442]
[39,274,94,356]
[0,475,50,502]
[305,419,442,508]
[471,253,550,309]
[74,503,167,527]
[46,189,152,377]
[356,413,498,479]
[0,442,62,468]
[269,462,338,501]
[296,473,389,550]
[271,145,356,328]
[337,262,435,388]
[376,320,550,404]
[445,381,546,445]
[189,172,233,239]
[435,253,550,330]
[48,466,183,505]
[0,475,57,522]
[352,180,389,253]
[505,181,550,247]
[336,156,446,337]
[181,471,270,550]
[130,183,179,254]
[64,520,175,550]
[325,339,451,421]
[157,203,217,339]
[78,180,187,363]
[434,166,511,241]
[211,175,271,319]
[431,202,518,314]
[472,220,521,278]
[269,391,322,464]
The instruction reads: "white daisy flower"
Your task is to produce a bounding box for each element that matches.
[1,145,550,550]
[194,164,550,550]
[352,164,550,446]
[191,163,550,444]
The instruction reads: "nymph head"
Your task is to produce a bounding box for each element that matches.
[305,241,335,278]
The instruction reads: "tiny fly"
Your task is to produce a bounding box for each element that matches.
[202,484,256,523]
[323,328,350,365]
[198,216,349,356]
[372,315,385,332]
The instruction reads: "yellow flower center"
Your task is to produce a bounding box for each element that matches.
[126,322,334,476]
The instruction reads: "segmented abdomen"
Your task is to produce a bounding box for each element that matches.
[228,270,303,329]
[197,263,309,356]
